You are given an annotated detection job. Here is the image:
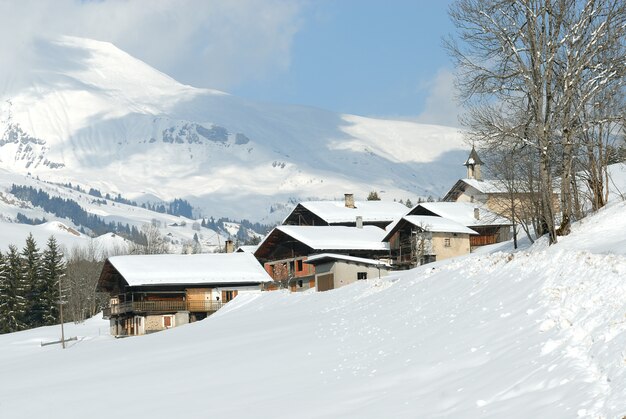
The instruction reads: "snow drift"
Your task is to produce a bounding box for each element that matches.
[1,201,625,418]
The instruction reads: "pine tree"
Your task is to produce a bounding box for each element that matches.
[0,246,27,332]
[22,234,43,328]
[366,191,381,201]
[0,251,8,333]
[41,236,64,325]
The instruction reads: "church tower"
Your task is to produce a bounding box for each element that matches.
[464,146,484,180]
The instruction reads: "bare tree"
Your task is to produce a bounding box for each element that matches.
[129,224,170,255]
[62,240,128,322]
[412,223,434,266]
[483,145,544,246]
[447,0,626,243]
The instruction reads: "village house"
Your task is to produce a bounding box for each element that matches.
[443,146,510,205]
[253,225,389,291]
[97,252,272,336]
[383,215,477,268]
[407,202,512,248]
[303,253,390,292]
[442,146,559,221]
[282,193,408,228]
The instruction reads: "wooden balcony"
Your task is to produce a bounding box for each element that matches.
[103,300,225,318]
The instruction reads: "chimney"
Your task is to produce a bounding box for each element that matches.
[344,193,355,209]
[356,216,363,229]
[474,208,480,221]
[225,240,234,253]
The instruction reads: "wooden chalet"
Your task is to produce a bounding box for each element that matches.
[442,147,558,221]
[254,225,389,292]
[407,202,512,248]
[282,193,408,228]
[97,253,272,336]
[383,215,477,268]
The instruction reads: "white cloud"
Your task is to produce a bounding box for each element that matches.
[0,0,305,91]
[414,68,462,127]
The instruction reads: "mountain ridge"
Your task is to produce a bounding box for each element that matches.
[0,35,467,221]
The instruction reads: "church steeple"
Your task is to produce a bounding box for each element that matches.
[464,146,483,180]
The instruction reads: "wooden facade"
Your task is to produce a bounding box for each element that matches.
[254,226,389,291]
[407,204,511,249]
[97,254,270,336]
[283,204,329,226]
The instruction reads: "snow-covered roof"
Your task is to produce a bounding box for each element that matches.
[288,200,409,224]
[410,202,511,227]
[401,216,478,235]
[459,178,509,194]
[235,245,258,253]
[303,253,390,267]
[464,146,484,166]
[107,253,272,287]
[263,225,389,251]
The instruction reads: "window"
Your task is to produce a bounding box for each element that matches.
[444,238,451,247]
[221,290,238,302]
[296,259,303,272]
[357,272,367,280]
[163,315,173,328]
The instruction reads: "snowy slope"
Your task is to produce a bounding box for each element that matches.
[1,202,625,418]
[0,36,467,221]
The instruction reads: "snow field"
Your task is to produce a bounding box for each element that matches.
[0,202,625,418]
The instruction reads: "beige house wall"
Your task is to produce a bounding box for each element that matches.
[145,315,169,333]
[455,185,488,205]
[314,261,389,290]
[331,263,388,288]
[175,311,190,327]
[143,312,190,334]
[431,232,471,261]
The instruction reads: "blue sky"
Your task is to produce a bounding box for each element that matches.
[231,0,457,121]
[1,0,459,125]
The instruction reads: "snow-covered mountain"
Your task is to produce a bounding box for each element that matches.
[0,168,240,254]
[0,36,467,222]
[1,200,625,418]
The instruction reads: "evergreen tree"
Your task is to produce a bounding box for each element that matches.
[41,236,64,325]
[405,199,413,208]
[367,191,381,201]
[0,246,27,332]
[21,234,43,327]
[0,252,8,333]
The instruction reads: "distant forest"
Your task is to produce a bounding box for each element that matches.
[11,184,147,243]
[11,184,272,241]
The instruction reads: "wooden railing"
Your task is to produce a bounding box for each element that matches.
[104,300,225,317]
